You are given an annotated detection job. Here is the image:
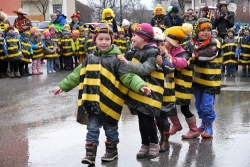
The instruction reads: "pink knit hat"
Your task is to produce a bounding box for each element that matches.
[133,23,154,43]
[43,31,51,38]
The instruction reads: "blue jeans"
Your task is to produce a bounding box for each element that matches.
[47,59,54,72]
[86,114,119,146]
[226,64,236,75]
[194,88,216,123]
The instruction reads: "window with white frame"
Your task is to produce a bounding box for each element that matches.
[53,4,62,13]
[200,0,206,3]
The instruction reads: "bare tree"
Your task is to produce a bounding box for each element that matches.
[26,0,51,20]
[170,0,185,13]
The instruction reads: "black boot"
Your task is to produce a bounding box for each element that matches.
[25,68,32,76]
[20,69,29,77]
[101,141,118,162]
[157,123,170,152]
[81,142,97,165]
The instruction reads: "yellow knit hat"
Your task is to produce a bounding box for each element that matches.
[154,4,165,15]
[164,23,193,46]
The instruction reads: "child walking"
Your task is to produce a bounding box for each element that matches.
[185,18,222,138]
[222,28,238,77]
[3,26,22,78]
[54,23,151,165]
[43,30,58,74]
[118,23,164,159]
[30,27,44,75]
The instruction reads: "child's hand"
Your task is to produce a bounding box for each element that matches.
[54,88,63,95]
[51,50,54,53]
[140,86,151,95]
[156,55,163,65]
[117,55,128,64]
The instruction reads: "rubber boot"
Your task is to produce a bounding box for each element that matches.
[169,117,183,135]
[198,120,206,133]
[181,116,200,139]
[157,123,170,152]
[201,122,213,138]
[101,141,118,162]
[81,142,97,165]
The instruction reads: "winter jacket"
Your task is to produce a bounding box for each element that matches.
[0,37,5,61]
[213,10,234,36]
[30,36,44,59]
[4,33,22,61]
[114,37,130,56]
[182,15,198,26]
[53,14,67,27]
[59,44,147,124]
[43,39,59,59]
[186,37,222,94]
[101,17,118,33]
[70,20,83,31]
[125,44,164,117]
[222,36,238,65]
[19,36,33,63]
[60,37,75,56]
[151,14,171,30]
[167,13,182,27]
[76,35,87,55]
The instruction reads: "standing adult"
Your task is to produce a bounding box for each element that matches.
[69,12,83,31]
[13,8,32,34]
[150,4,171,31]
[101,8,118,33]
[213,1,235,39]
[182,8,198,27]
[167,6,182,27]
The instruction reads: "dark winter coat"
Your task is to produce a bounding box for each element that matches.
[213,10,235,36]
[151,14,171,30]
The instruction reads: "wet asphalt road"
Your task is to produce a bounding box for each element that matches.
[0,65,250,167]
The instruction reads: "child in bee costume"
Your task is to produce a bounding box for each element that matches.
[236,26,250,77]
[222,28,238,77]
[19,31,33,76]
[49,25,61,71]
[114,27,130,56]
[76,25,88,64]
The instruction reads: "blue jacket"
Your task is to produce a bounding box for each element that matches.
[53,14,67,26]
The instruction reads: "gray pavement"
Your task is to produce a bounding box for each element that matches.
[0,64,250,167]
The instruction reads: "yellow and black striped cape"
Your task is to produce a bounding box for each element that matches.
[222,37,238,65]
[125,48,165,117]
[30,36,44,59]
[77,53,133,124]
[20,39,32,63]
[238,36,250,65]
[4,35,22,61]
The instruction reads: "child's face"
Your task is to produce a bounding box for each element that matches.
[198,28,211,40]
[45,36,51,40]
[227,32,234,38]
[211,33,217,38]
[0,33,3,37]
[123,25,129,31]
[50,30,55,35]
[165,40,172,50]
[118,33,124,38]
[243,29,249,36]
[80,31,85,35]
[95,33,112,51]
[106,13,111,17]
[131,34,144,49]
[201,11,206,17]
[8,29,14,34]
[33,31,39,37]
[157,42,166,54]
[64,34,69,38]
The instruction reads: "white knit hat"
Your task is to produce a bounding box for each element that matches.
[122,19,130,27]
[153,27,164,42]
